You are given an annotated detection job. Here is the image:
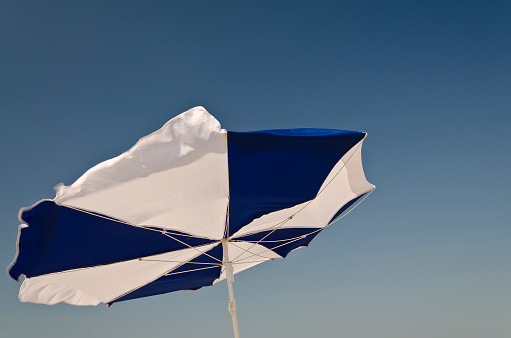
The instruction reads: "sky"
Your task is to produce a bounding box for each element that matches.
[1,1,510,337]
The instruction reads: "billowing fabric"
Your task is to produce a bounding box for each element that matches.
[8,106,374,306]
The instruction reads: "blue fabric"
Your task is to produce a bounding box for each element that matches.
[227,129,365,236]
[8,201,215,280]
[108,244,222,305]
[233,227,322,258]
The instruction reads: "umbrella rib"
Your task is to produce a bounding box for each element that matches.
[232,228,321,243]
[27,242,221,277]
[233,233,310,263]
[106,243,221,305]
[229,138,365,263]
[52,205,223,274]
[138,259,222,266]
[59,204,214,240]
[231,227,324,264]
[143,228,212,239]
[162,233,222,263]
[232,259,275,264]
[164,265,218,277]
[228,240,275,261]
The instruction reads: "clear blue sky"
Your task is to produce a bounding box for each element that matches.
[1,1,510,337]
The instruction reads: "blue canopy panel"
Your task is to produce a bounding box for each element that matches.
[226,129,365,237]
[8,200,215,280]
[233,228,322,258]
[108,243,223,305]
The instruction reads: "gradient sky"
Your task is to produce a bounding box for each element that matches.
[1,1,510,337]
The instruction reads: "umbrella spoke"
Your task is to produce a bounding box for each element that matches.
[228,241,276,262]
[164,265,219,277]
[232,259,275,264]
[61,204,215,240]
[162,233,222,263]
[139,259,222,266]
[106,243,222,305]
[232,228,323,263]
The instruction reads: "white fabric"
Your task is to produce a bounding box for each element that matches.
[19,243,219,306]
[54,107,229,239]
[231,140,374,238]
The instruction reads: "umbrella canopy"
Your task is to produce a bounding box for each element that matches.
[8,106,373,335]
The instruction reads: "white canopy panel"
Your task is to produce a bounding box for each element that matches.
[54,107,229,240]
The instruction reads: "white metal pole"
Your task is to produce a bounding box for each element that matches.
[221,239,241,338]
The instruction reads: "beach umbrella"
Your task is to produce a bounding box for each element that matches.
[8,106,374,338]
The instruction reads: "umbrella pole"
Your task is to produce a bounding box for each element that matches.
[221,239,241,338]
